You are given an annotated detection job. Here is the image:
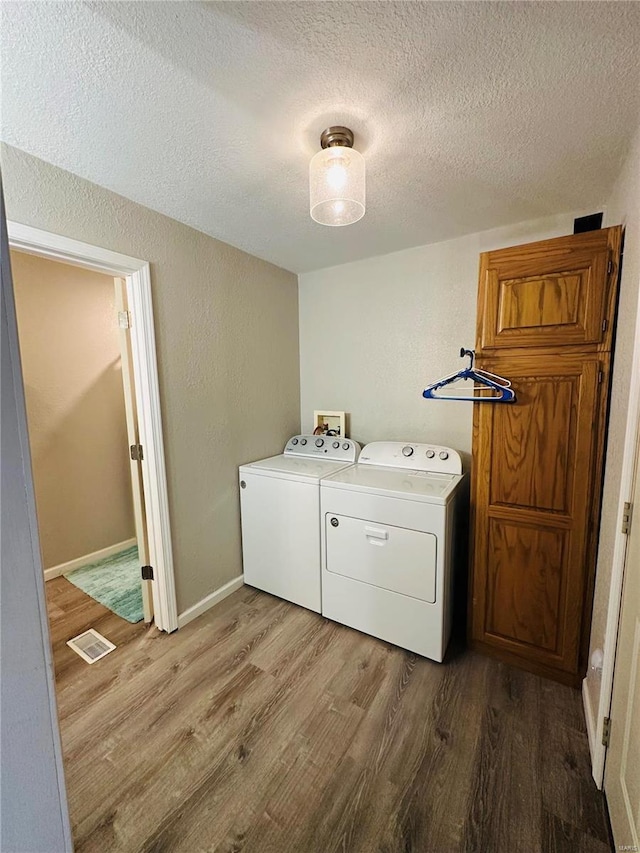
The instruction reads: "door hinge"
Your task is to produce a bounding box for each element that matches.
[118,310,131,329]
[598,370,603,384]
[602,318,608,333]
[141,565,154,581]
[607,259,613,275]
[622,501,633,535]
[602,716,611,747]
[130,444,144,461]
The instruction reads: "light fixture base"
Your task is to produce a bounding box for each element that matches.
[320,126,354,149]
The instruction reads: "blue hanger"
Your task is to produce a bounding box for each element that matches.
[422,349,516,403]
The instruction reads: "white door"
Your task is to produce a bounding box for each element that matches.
[605,429,640,849]
[115,279,153,624]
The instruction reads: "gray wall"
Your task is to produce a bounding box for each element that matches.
[1,190,72,851]
[2,144,301,614]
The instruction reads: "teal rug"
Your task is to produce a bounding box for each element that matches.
[65,545,143,623]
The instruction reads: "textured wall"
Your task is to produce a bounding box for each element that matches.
[11,251,135,568]
[299,210,583,462]
[1,144,300,614]
[586,126,640,717]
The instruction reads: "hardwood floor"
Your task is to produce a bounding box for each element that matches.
[46,579,613,853]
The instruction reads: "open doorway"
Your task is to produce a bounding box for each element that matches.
[7,220,177,633]
[10,250,153,654]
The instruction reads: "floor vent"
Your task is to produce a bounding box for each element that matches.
[66,629,116,664]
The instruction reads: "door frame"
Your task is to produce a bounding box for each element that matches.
[8,221,178,633]
[114,276,154,624]
[587,265,640,787]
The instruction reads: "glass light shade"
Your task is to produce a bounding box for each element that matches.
[309,145,365,226]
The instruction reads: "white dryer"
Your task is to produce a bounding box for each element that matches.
[320,441,465,661]
[239,435,360,613]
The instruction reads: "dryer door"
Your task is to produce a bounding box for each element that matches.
[325,514,437,602]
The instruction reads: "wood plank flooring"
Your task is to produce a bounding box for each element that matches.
[46,578,613,853]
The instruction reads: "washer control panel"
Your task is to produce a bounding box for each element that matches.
[284,435,360,462]
[358,442,462,474]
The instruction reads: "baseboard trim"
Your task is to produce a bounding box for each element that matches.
[44,538,137,581]
[177,575,244,629]
[583,677,602,787]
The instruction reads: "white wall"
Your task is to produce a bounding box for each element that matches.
[299,210,586,461]
[586,124,640,721]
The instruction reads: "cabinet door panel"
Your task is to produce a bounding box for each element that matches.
[490,373,577,513]
[477,229,618,351]
[470,356,600,675]
[499,271,582,330]
[485,519,567,654]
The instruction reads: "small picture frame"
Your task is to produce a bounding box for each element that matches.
[313,410,347,438]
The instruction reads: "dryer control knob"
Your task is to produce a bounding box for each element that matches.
[402,446,414,457]
[292,438,299,445]
[300,438,307,445]
[426,449,435,459]
[315,438,324,447]
[332,441,340,449]
[342,442,349,450]
[439,450,449,460]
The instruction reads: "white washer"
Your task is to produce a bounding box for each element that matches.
[321,441,465,661]
[239,435,360,613]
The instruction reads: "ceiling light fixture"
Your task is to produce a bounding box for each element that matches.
[309,126,365,227]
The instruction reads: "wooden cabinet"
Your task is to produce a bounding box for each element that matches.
[469,227,622,686]
[476,229,617,352]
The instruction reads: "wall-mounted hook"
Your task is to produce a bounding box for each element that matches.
[459,348,475,369]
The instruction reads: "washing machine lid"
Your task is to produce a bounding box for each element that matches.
[240,454,354,482]
[321,463,464,504]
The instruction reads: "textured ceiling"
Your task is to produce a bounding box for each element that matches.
[2,1,640,273]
